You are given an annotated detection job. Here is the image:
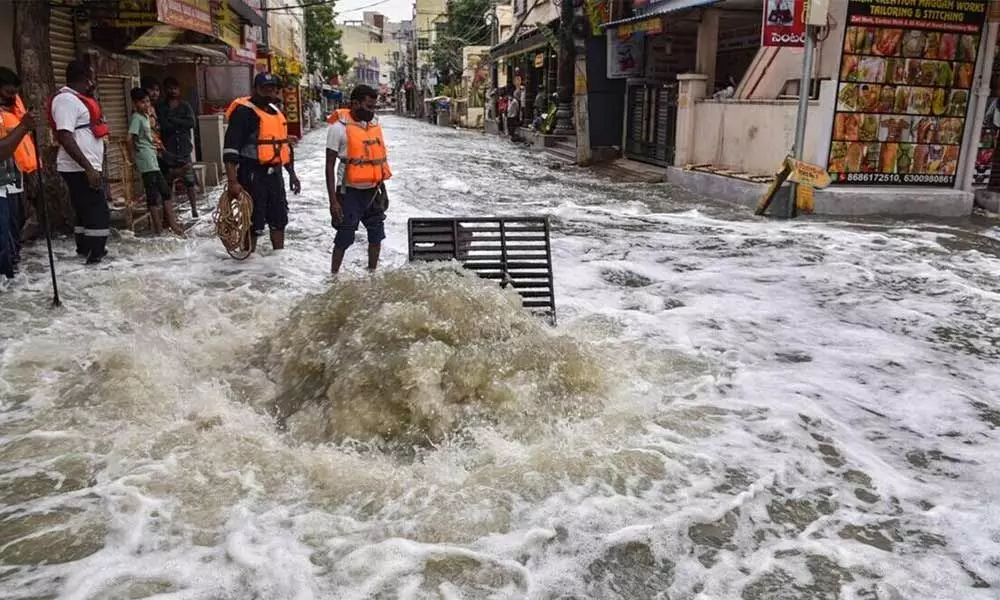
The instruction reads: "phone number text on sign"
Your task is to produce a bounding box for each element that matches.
[840,172,954,184]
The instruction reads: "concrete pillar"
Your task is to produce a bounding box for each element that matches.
[675,73,709,167]
[695,9,719,94]
[574,53,591,164]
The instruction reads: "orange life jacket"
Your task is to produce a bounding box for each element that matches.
[339,111,391,187]
[224,96,250,121]
[46,88,110,139]
[224,97,291,166]
[0,95,39,173]
[326,108,350,124]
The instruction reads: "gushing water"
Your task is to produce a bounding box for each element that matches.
[263,264,608,444]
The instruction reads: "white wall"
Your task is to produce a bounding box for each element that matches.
[691,99,825,173]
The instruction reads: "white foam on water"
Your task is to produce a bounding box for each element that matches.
[1,118,999,599]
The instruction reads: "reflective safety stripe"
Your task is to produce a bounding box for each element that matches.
[74,226,85,233]
[83,228,110,237]
[345,158,388,165]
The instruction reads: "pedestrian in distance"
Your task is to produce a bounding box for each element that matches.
[222,73,301,254]
[157,77,200,218]
[325,84,392,275]
[48,59,111,265]
[129,87,183,236]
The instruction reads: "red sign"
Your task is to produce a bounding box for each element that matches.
[157,0,213,36]
[229,40,257,65]
[762,0,806,47]
[283,86,302,139]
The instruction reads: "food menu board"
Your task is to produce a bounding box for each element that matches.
[828,0,988,186]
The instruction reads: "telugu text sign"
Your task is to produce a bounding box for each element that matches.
[762,0,807,47]
[827,0,988,187]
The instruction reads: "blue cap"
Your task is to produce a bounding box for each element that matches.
[254,73,282,88]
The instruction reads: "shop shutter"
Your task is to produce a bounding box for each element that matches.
[50,8,76,88]
[653,83,677,166]
[625,84,646,161]
[97,76,130,204]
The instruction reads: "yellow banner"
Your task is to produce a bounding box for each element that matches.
[212,1,242,49]
[127,24,186,49]
[617,16,664,38]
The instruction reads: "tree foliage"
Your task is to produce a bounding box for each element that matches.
[305,3,352,80]
[430,0,493,86]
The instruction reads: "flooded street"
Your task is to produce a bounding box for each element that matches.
[2,115,1000,599]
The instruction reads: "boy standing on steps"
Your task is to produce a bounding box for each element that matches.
[129,88,182,236]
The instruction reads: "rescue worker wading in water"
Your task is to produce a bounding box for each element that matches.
[222,73,301,252]
[325,84,391,274]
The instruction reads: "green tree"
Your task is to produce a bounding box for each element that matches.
[430,0,493,86]
[305,3,351,80]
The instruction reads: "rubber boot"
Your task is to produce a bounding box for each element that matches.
[150,206,164,235]
[270,229,284,250]
[367,243,381,271]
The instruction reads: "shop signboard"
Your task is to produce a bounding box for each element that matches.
[828,0,989,186]
[156,0,213,36]
[762,0,806,47]
[606,30,645,78]
[283,86,302,138]
[90,0,159,29]
[212,1,242,49]
[229,39,257,65]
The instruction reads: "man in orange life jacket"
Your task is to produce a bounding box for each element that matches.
[0,67,38,279]
[325,84,391,274]
[223,73,301,253]
[50,60,111,264]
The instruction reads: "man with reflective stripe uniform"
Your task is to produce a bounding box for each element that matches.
[50,60,111,264]
[0,67,37,278]
[325,85,392,274]
[223,73,301,252]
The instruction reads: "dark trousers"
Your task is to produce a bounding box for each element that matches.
[239,164,288,236]
[61,171,110,260]
[0,195,14,278]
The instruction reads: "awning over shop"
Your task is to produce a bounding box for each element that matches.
[488,19,559,61]
[602,0,718,33]
[228,0,265,27]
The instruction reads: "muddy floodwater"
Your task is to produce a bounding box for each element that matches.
[1,117,999,599]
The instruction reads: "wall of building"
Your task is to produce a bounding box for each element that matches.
[0,0,14,72]
[586,34,625,149]
[414,0,448,68]
[689,99,825,173]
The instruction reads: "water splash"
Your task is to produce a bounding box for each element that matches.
[262,264,608,444]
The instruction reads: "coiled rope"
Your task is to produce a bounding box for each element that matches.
[213,185,254,260]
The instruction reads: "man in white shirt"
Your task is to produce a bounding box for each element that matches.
[50,60,110,264]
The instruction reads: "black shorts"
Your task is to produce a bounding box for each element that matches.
[161,160,196,188]
[142,170,170,207]
[240,166,287,235]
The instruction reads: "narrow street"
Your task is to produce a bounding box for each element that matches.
[2,115,1000,599]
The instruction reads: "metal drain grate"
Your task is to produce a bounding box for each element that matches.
[407,217,557,324]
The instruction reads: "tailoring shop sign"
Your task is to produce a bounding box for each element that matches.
[827,0,988,186]
[606,30,645,78]
[156,0,213,36]
[762,0,807,46]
